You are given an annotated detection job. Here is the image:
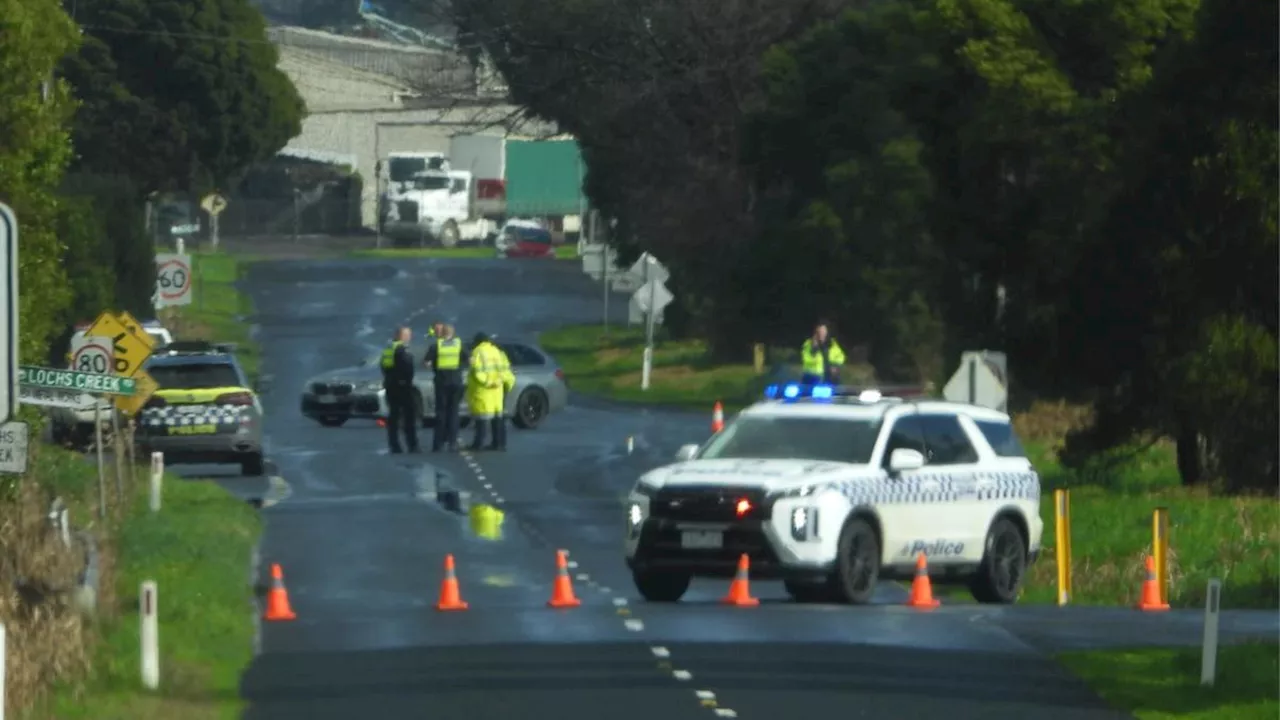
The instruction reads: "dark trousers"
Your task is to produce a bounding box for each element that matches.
[469,397,507,451]
[386,387,419,452]
[433,381,463,449]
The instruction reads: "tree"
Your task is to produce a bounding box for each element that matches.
[0,0,79,361]
[60,0,306,193]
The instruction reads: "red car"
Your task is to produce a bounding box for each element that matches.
[496,223,556,259]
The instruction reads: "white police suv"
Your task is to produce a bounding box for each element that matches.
[624,383,1043,605]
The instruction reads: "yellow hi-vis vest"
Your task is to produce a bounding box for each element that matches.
[801,338,846,377]
[380,340,402,370]
[436,338,462,369]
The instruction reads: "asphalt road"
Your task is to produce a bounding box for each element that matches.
[214,255,1275,720]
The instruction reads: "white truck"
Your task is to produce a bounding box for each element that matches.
[380,157,499,247]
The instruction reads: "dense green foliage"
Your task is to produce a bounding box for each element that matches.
[0,0,79,361]
[452,0,1277,491]
[2,0,303,363]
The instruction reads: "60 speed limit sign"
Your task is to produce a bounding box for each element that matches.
[71,334,114,375]
[155,253,193,307]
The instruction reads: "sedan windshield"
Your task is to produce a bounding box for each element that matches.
[698,415,881,464]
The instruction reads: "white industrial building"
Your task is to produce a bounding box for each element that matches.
[269,26,552,228]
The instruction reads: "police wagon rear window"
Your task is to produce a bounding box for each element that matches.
[974,420,1026,457]
[699,416,881,464]
[150,363,242,390]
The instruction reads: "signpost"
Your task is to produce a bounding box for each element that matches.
[943,350,1008,411]
[1,203,17,426]
[0,421,29,475]
[18,366,138,396]
[630,255,675,391]
[155,253,194,308]
[85,311,156,377]
[201,193,227,251]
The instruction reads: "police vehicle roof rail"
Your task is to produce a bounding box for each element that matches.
[156,340,238,356]
[763,383,933,404]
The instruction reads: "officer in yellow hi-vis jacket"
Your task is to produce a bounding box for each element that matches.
[422,323,469,452]
[800,320,846,385]
[465,332,515,452]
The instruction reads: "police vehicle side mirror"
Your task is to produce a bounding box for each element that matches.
[888,448,925,473]
[673,444,699,462]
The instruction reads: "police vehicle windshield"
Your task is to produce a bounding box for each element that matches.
[149,363,242,390]
[698,415,881,464]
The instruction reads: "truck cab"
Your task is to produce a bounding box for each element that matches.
[381,166,497,247]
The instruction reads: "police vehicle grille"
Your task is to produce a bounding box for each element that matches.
[650,487,767,522]
[311,382,354,396]
[397,200,419,223]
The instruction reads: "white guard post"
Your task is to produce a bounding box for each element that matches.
[149,452,164,512]
[1201,578,1222,686]
[140,581,159,689]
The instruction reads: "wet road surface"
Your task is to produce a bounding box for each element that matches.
[224,256,1273,719]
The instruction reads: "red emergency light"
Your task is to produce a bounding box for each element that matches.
[735,498,752,517]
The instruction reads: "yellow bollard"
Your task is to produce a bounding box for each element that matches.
[752,343,765,374]
[1054,489,1072,605]
[1152,507,1170,605]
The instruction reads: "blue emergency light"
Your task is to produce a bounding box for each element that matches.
[764,383,835,400]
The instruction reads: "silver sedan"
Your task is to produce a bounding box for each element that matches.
[376,340,569,430]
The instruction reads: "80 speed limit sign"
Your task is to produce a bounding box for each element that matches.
[155,253,193,307]
[71,335,114,375]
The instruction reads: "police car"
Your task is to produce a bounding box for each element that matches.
[624,383,1043,605]
[135,341,265,476]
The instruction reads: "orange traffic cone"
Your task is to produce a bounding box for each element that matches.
[906,553,940,609]
[711,401,725,433]
[436,554,469,611]
[1136,555,1169,611]
[263,563,297,621]
[547,549,582,608]
[721,553,760,606]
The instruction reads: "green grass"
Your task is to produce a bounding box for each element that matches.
[541,323,1280,610]
[1059,643,1280,719]
[182,252,259,381]
[350,244,578,259]
[38,475,261,720]
[539,324,766,411]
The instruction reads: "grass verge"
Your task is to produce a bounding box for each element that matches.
[31,250,263,718]
[1058,642,1280,719]
[350,244,579,260]
[539,324,1280,609]
[539,325,766,411]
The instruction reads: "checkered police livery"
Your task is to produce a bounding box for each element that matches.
[624,384,1047,605]
[141,403,251,432]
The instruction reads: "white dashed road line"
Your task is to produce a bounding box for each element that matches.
[459,450,741,718]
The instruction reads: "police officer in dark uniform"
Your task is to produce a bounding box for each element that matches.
[380,326,420,453]
[422,323,469,452]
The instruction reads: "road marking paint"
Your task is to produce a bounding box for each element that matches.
[599,586,612,593]
[672,670,692,681]
[575,573,589,581]
[650,646,669,658]
[713,710,737,718]
[476,473,485,481]
[567,561,578,569]
[696,690,717,707]
[483,482,492,489]
[614,597,629,606]
[624,618,644,631]
[617,607,631,616]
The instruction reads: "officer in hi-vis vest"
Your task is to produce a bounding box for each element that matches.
[380,326,420,453]
[422,323,470,452]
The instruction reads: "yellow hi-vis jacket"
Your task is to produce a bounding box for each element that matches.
[465,341,515,417]
[801,338,846,379]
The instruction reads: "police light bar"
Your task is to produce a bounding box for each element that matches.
[763,383,931,402]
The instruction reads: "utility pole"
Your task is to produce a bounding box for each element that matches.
[597,211,609,333]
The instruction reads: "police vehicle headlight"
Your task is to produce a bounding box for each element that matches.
[629,504,644,527]
[790,507,817,541]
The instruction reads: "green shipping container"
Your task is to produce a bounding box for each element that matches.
[504,138,585,216]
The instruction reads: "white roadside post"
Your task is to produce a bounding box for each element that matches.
[1200,578,1222,686]
[1,621,7,720]
[140,581,159,689]
[150,452,164,512]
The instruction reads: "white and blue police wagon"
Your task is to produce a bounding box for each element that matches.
[624,383,1043,604]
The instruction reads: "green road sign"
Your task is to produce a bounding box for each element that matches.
[18,365,137,396]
